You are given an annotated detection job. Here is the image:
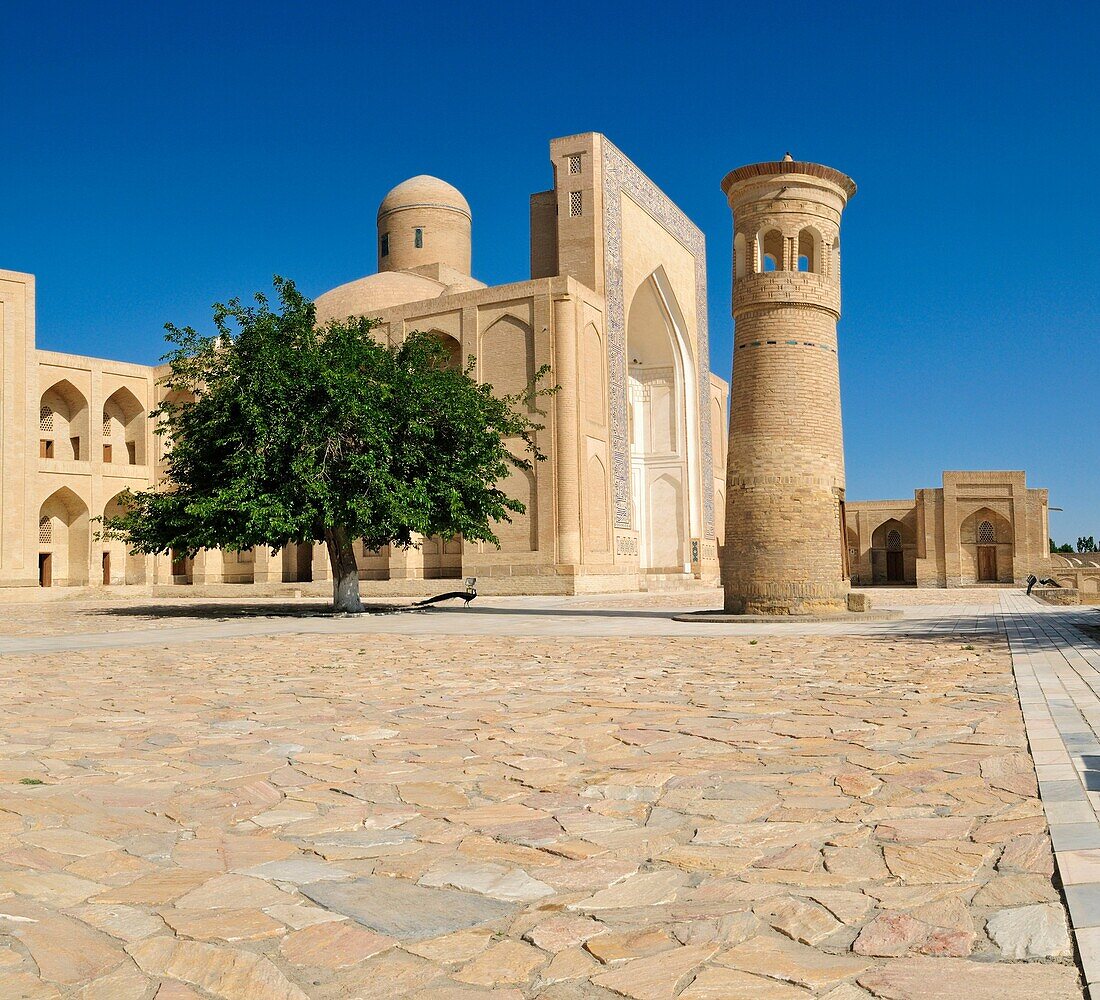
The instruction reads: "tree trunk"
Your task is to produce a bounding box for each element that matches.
[325,526,364,613]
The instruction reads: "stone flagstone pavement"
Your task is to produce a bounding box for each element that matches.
[0,587,1094,998]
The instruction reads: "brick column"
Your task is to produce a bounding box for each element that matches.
[192,548,224,585]
[553,294,581,567]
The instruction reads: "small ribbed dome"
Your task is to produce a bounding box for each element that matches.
[377,175,470,221]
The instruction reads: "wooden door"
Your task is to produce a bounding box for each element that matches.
[887,550,904,582]
[102,551,111,586]
[39,553,52,588]
[978,546,997,582]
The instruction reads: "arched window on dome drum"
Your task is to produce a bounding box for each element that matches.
[414,228,423,248]
[978,520,995,545]
[380,233,390,257]
[886,529,902,552]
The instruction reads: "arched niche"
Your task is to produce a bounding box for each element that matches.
[585,454,609,555]
[103,386,146,465]
[870,516,917,585]
[480,314,535,407]
[40,379,90,461]
[157,389,197,467]
[627,268,698,573]
[496,464,537,553]
[711,397,726,472]
[583,323,606,428]
[960,507,1014,584]
[102,491,146,584]
[425,330,463,371]
[39,486,90,586]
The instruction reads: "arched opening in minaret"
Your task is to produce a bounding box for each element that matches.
[626,269,699,574]
[798,227,822,273]
[758,229,784,272]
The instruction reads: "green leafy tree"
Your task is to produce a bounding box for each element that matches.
[1051,538,1075,553]
[101,277,554,612]
[1078,536,1097,553]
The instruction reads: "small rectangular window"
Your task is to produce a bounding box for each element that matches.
[569,190,583,217]
[414,227,424,248]
[103,443,112,463]
[568,154,582,174]
[381,233,390,257]
[40,439,54,459]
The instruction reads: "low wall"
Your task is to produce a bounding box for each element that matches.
[1032,587,1081,606]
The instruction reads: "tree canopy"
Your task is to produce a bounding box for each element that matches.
[101,277,554,611]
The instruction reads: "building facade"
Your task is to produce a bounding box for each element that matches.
[0,133,729,595]
[847,471,1054,587]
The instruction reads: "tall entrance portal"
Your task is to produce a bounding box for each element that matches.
[627,270,698,575]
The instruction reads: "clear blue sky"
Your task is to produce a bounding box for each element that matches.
[4,2,1097,542]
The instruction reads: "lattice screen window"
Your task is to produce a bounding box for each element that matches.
[568,154,582,174]
[39,517,51,544]
[886,529,902,552]
[102,415,113,436]
[569,190,583,217]
[39,407,54,432]
[978,520,996,544]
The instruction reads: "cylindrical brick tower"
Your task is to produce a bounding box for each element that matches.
[721,156,856,614]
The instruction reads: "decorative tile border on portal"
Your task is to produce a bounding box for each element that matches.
[600,139,714,538]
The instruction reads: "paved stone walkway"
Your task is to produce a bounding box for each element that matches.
[1000,592,1100,997]
[0,589,1093,998]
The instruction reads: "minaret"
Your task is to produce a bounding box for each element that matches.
[721,155,856,614]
